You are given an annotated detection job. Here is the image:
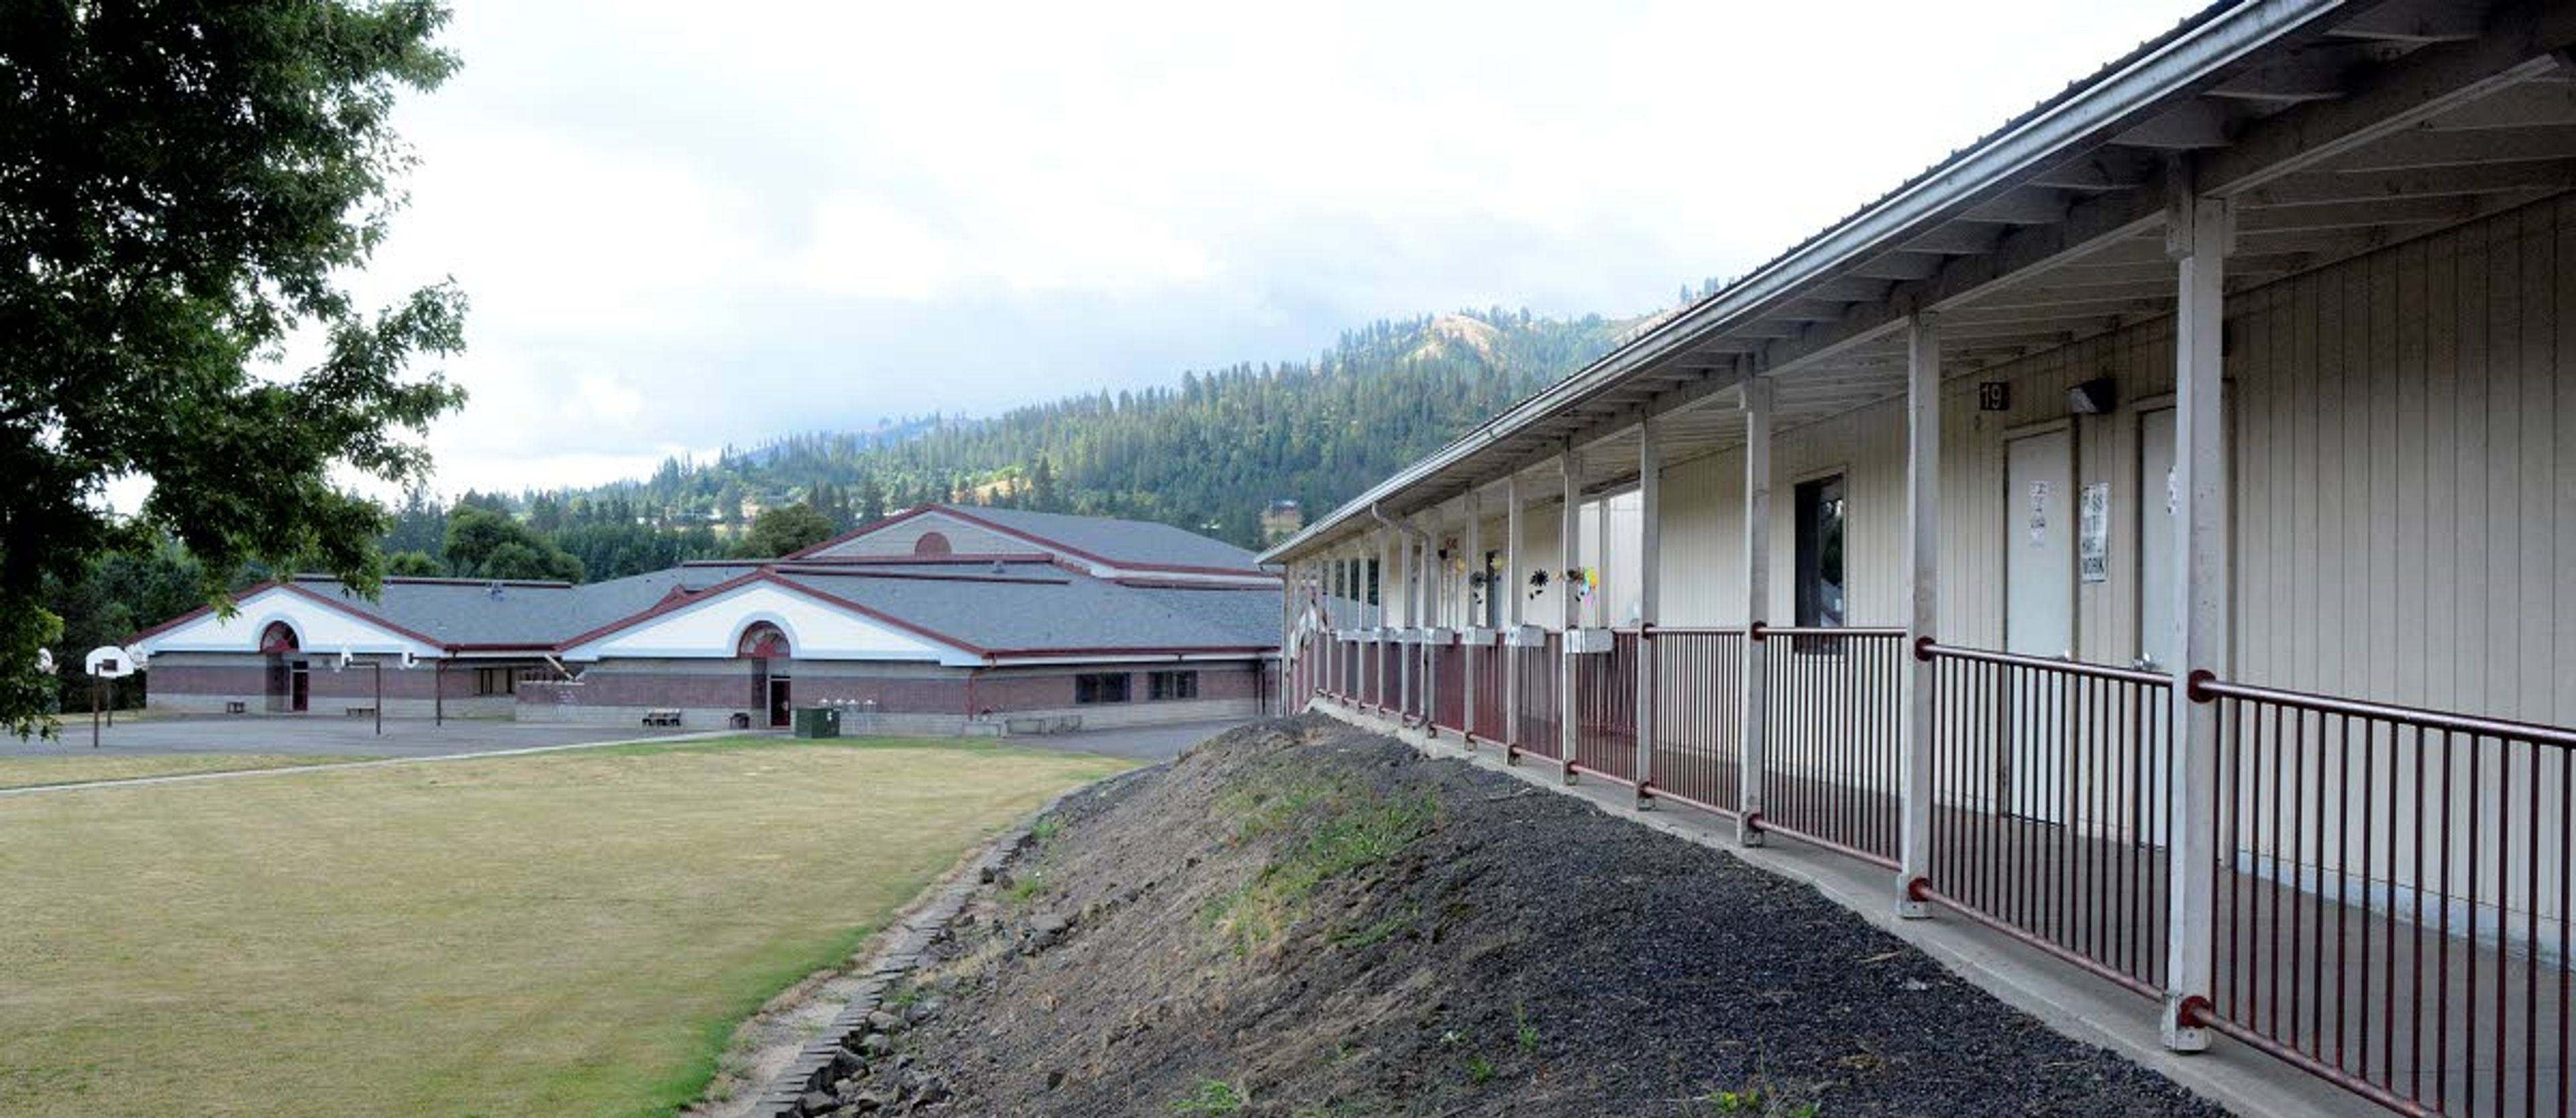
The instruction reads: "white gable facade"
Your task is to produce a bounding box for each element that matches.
[559,581,967,666]
[133,585,442,661]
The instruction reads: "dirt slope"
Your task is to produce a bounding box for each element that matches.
[840,717,2220,1117]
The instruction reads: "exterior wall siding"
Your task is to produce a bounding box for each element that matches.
[1630,195,2573,724]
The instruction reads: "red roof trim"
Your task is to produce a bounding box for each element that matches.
[979,644,1276,659]
[127,581,458,653]
[549,568,771,651]
[551,569,991,658]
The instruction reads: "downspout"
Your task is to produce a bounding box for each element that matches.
[1371,503,1433,728]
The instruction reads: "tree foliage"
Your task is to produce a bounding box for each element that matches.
[443,507,580,583]
[540,309,1629,551]
[1,1,468,735]
[733,503,838,559]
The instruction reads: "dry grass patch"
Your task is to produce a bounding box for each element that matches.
[0,735,1129,1117]
[0,752,367,790]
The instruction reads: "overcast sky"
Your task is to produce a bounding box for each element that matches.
[347,0,2209,496]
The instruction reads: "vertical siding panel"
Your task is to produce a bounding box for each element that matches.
[2369,247,2402,704]
[2395,239,2428,708]
[2241,287,2275,684]
[2312,264,2348,694]
[2485,217,2520,718]
[2455,223,2490,716]
[2519,204,2557,725]
[2424,230,2460,712]
[2559,197,2576,724]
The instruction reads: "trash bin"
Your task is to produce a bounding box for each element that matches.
[790,706,841,739]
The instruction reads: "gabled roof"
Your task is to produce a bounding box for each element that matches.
[767,567,1277,657]
[791,504,1272,577]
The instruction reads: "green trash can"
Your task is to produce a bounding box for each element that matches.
[790,706,841,739]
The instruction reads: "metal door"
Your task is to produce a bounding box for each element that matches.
[2005,428,2074,823]
[2138,408,2181,673]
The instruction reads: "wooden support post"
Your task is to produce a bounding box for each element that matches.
[1898,313,1941,917]
[1635,416,1661,805]
[1464,489,1483,742]
[1559,445,1582,780]
[1376,529,1392,708]
[1505,473,1525,760]
[2163,178,2232,1054]
[1739,374,1774,846]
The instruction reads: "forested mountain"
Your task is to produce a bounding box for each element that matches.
[508,306,1638,570]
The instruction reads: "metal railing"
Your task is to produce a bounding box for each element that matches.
[1468,637,1508,746]
[1297,616,2575,1118]
[1754,626,1906,867]
[1511,632,1562,765]
[1640,628,1746,817]
[2196,677,2574,1118]
[1569,629,1642,784]
[1917,642,2175,997]
[1430,633,1465,735]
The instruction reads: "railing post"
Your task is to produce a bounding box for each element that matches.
[1635,415,1661,805]
[1560,443,1582,781]
[1898,313,1940,918]
[2162,173,2231,1054]
[1739,373,1774,847]
[1463,488,1483,743]
[1505,472,1525,761]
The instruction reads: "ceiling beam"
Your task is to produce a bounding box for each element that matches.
[2236,192,2487,230]
[2111,100,2235,150]
[2323,0,2481,45]
[2198,0,2576,194]
[2321,122,2576,172]
[2237,157,2576,203]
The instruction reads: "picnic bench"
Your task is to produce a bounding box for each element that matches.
[641,709,683,728]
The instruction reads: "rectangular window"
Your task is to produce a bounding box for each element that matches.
[1147,670,1199,701]
[474,667,517,696]
[1794,473,1848,629]
[1075,672,1132,705]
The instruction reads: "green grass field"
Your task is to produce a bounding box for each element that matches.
[0,736,1130,1117]
[0,751,368,790]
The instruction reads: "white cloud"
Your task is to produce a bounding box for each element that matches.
[321,0,2213,496]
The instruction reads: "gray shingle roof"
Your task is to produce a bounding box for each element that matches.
[260,510,1279,659]
[940,506,1265,573]
[771,567,1277,654]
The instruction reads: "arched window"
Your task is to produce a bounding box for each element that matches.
[913,531,953,557]
[258,621,301,655]
[737,622,790,659]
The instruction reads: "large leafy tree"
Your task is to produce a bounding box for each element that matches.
[443,506,581,583]
[733,502,839,559]
[1,1,468,736]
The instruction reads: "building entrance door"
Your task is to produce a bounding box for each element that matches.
[2005,427,2074,824]
[767,674,792,728]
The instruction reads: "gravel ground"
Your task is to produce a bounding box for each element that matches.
[823,716,2223,1117]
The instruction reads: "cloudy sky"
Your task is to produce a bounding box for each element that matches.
[347,0,2209,496]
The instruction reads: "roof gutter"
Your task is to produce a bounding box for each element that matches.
[1256,0,2346,566]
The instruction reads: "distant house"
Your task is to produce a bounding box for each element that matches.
[1258,500,1303,546]
[129,505,1282,734]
